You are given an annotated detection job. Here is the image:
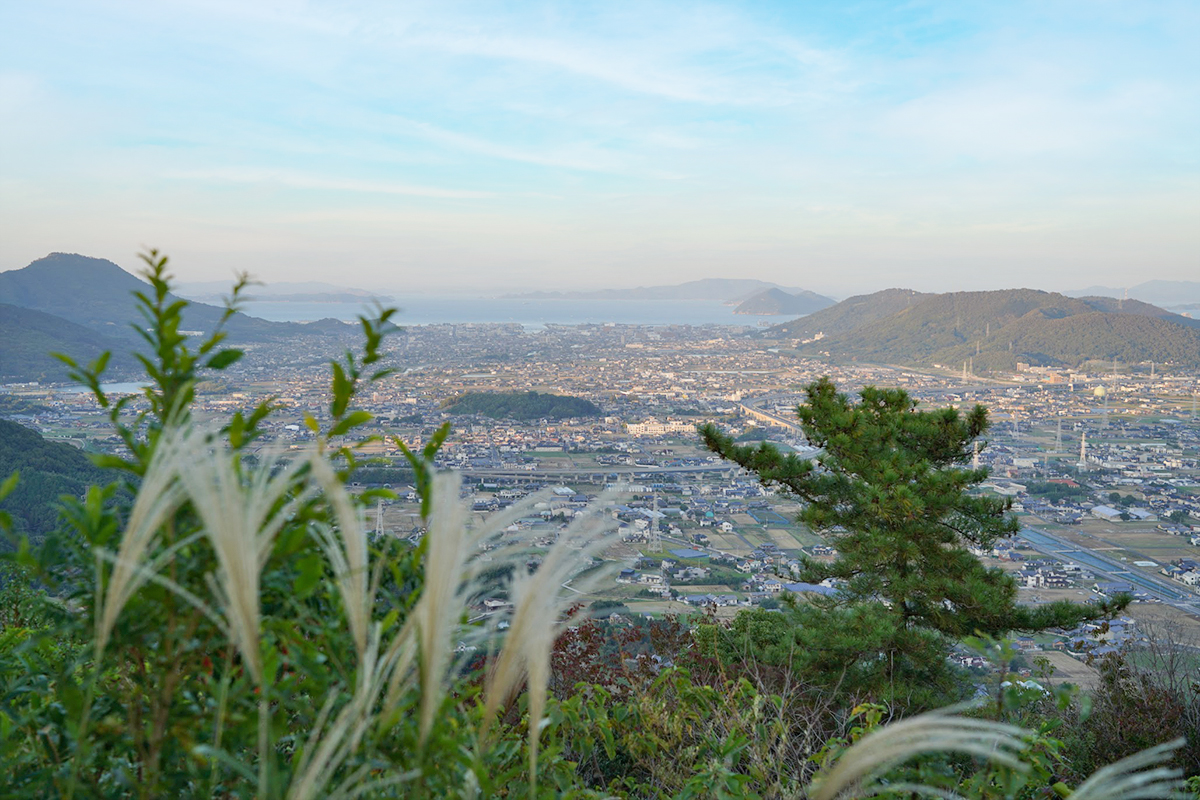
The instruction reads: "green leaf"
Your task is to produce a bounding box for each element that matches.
[303,413,320,434]
[328,410,373,438]
[205,349,244,370]
[0,471,17,502]
[330,361,352,418]
[293,554,324,598]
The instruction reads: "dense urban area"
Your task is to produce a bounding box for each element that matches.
[5,318,1200,690]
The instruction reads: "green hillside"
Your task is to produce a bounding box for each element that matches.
[940,311,1200,371]
[0,303,135,383]
[787,289,1200,371]
[761,288,931,339]
[0,419,117,543]
[444,391,601,420]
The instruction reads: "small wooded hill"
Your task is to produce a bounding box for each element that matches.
[763,288,1200,371]
[0,419,118,543]
[733,288,834,316]
[443,391,601,420]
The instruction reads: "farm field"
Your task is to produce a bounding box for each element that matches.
[1040,521,1199,580]
[1037,651,1100,689]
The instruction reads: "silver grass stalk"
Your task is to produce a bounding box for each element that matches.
[94,425,190,659]
[808,710,1029,800]
[308,453,371,662]
[176,430,312,683]
[286,623,408,800]
[480,501,618,784]
[380,470,476,744]
[1069,738,1184,800]
[376,480,558,731]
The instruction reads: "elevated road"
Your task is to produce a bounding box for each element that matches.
[456,462,739,481]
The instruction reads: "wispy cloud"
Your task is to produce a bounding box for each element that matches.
[1,0,1197,291]
[163,168,494,199]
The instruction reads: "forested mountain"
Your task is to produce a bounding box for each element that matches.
[0,303,135,383]
[0,419,117,543]
[771,288,1200,371]
[761,288,931,339]
[0,253,311,344]
[733,288,834,315]
[444,391,601,420]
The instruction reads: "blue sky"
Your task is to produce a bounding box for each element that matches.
[1,1,1196,295]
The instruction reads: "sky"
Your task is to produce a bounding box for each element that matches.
[1,0,1197,296]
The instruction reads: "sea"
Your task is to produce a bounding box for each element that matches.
[235,297,796,329]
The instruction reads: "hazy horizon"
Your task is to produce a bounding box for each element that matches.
[2,1,1197,296]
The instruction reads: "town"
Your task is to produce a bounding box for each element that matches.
[5,318,1200,686]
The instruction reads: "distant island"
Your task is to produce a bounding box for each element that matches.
[443,391,601,421]
[504,278,827,304]
[1065,279,1200,308]
[733,287,834,316]
[176,279,393,305]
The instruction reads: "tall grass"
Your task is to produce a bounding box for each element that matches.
[78,425,1189,798]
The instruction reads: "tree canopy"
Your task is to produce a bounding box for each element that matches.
[700,377,1122,703]
[443,390,601,420]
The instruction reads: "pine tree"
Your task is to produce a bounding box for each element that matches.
[700,377,1123,703]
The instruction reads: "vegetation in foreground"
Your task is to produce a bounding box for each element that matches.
[0,251,1194,798]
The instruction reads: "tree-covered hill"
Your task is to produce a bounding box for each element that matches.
[733,288,834,315]
[0,418,117,542]
[443,391,601,420]
[0,303,136,383]
[777,288,1200,371]
[940,310,1200,371]
[761,288,931,339]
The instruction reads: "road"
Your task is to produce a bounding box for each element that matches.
[1017,523,1200,614]
[457,462,737,480]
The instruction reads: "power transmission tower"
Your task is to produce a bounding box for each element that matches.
[647,492,663,553]
[374,499,384,538]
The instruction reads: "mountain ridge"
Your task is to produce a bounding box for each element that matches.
[0,303,136,383]
[0,253,318,344]
[762,288,1200,371]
